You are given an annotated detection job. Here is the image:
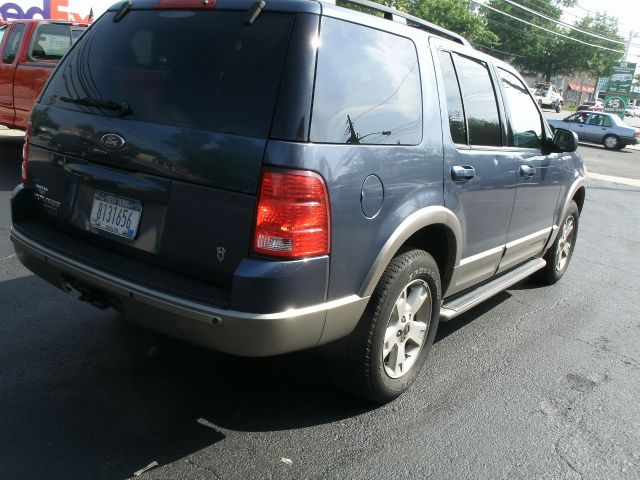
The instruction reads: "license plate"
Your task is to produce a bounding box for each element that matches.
[89,191,142,240]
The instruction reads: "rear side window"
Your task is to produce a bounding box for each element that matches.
[0,26,6,46]
[40,11,294,138]
[452,54,502,147]
[2,24,25,64]
[438,51,466,144]
[311,18,422,145]
[30,23,73,61]
[498,69,543,149]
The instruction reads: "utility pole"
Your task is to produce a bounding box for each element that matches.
[625,31,639,62]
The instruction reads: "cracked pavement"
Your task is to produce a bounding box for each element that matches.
[0,136,639,479]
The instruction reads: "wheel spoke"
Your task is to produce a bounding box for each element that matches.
[563,242,572,256]
[406,320,428,346]
[564,217,574,238]
[395,289,409,317]
[406,284,429,315]
[391,341,406,375]
[383,331,398,358]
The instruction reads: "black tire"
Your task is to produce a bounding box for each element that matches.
[536,201,579,285]
[330,249,441,404]
[603,134,620,150]
[555,102,561,113]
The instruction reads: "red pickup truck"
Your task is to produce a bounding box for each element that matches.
[0,20,87,130]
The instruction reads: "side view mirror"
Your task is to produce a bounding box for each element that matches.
[551,128,578,153]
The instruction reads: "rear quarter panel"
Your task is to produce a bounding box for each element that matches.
[264,22,445,301]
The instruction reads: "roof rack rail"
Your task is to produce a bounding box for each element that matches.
[330,0,470,46]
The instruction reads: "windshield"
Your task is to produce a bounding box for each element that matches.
[39,10,294,138]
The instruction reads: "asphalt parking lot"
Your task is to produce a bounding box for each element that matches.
[1,130,639,479]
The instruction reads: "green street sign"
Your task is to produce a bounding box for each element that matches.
[603,94,628,118]
[607,62,636,94]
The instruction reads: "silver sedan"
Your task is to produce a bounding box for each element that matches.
[547,112,639,150]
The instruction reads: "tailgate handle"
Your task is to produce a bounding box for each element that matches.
[65,162,170,202]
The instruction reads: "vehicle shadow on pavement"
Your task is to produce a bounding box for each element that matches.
[0,275,370,480]
[578,142,634,153]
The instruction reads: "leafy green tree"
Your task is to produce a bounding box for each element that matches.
[480,0,577,81]
[348,0,499,46]
[405,0,499,46]
[558,14,625,78]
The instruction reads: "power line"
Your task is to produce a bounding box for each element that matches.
[497,0,625,45]
[509,0,638,41]
[473,1,625,54]
[475,43,528,58]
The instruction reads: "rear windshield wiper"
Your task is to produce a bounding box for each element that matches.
[60,97,132,116]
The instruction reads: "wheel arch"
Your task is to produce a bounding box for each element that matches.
[573,185,586,213]
[358,206,462,298]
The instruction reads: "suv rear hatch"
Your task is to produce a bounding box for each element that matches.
[23,5,299,292]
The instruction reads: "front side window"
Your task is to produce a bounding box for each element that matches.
[2,24,25,64]
[567,112,590,124]
[0,26,6,46]
[311,18,422,145]
[452,54,501,147]
[498,69,543,149]
[30,23,73,61]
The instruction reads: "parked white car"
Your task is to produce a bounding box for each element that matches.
[624,105,640,117]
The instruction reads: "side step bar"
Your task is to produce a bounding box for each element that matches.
[440,258,546,321]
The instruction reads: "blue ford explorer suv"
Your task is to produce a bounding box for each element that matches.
[10,0,586,403]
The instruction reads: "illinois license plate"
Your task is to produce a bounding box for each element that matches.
[89,191,142,240]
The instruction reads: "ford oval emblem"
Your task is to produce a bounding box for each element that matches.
[101,133,126,149]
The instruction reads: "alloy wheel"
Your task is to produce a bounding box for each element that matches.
[556,215,576,271]
[382,279,431,379]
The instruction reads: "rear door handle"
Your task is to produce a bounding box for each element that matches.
[520,165,535,177]
[451,165,475,181]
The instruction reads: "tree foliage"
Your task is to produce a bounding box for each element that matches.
[559,14,625,78]
[367,0,498,46]
[340,0,625,81]
[477,0,623,80]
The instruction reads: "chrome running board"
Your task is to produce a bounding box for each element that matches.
[440,258,546,321]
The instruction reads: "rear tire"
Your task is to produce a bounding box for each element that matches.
[603,134,620,150]
[536,201,579,285]
[555,102,561,113]
[330,249,441,404]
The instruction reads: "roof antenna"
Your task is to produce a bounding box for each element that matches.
[245,0,266,25]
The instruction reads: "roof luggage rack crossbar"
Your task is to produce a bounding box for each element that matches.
[332,0,470,46]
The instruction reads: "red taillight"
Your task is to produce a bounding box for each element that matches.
[21,124,30,184]
[253,169,330,259]
[634,130,640,138]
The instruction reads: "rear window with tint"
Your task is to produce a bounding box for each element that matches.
[40,11,294,138]
[311,17,422,145]
[30,23,75,60]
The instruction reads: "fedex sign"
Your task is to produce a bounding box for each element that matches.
[0,0,110,22]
